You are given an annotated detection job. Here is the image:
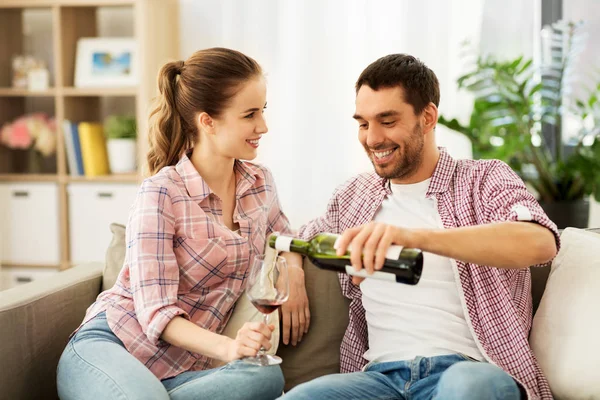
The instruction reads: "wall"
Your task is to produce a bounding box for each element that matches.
[178,0,484,227]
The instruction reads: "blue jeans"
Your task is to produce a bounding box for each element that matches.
[57,312,284,400]
[280,354,522,400]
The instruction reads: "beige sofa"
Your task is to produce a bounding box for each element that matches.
[1,228,598,400]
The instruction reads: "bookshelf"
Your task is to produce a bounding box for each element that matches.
[0,0,179,272]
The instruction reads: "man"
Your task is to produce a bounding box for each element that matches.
[282,54,558,400]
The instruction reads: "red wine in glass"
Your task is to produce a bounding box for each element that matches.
[251,299,284,315]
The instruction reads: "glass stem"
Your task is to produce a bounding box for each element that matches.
[258,313,269,357]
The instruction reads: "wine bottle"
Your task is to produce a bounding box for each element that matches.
[268,233,423,284]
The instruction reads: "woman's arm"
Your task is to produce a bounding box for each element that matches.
[161,316,274,362]
[279,251,309,346]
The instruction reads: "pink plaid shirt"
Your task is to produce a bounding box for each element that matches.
[298,149,559,400]
[79,152,291,380]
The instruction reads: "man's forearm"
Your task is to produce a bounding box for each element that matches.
[411,221,557,269]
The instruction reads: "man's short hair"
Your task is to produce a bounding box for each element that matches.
[356,54,440,115]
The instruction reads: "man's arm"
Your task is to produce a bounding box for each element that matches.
[415,221,557,268]
[336,160,559,282]
[336,221,557,279]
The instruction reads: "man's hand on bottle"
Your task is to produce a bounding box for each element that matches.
[336,222,415,285]
[280,264,311,346]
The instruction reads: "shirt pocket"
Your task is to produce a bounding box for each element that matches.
[176,236,232,291]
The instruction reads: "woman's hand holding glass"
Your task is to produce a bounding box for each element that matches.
[224,321,275,362]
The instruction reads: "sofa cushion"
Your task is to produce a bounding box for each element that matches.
[103,223,127,291]
[530,228,600,399]
[276,258,350,391]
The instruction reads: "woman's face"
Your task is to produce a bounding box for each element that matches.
[210,77,268,161]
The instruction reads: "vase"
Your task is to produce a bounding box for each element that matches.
[10,148,30,173]
[7,148,56,174]
[539,199,590,229]
[28,148,43,173]
[107,138,137,173]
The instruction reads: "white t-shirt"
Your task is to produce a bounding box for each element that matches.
[361,178,484,363]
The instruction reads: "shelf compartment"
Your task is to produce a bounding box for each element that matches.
[59,4,134,88]
[0,96,57,174]
[0,8,55,88]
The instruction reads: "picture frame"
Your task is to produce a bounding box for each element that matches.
[74,38,138,88]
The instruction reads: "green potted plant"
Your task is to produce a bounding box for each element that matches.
[439,20,600,228]
[104,115,137,174]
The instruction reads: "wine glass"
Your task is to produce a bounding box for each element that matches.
[241,254,289,366]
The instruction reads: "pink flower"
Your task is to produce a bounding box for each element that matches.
[0,113,56,156]
[7,118,33,149]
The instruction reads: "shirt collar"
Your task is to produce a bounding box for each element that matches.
[175,151,261,201]
[426,148,457,196]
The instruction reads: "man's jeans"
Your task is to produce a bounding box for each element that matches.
[56,312,284,400]
[280,354,521,400]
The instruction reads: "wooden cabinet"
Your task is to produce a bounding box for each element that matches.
[0,0,179,269]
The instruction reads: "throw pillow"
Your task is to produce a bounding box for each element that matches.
[103,222,126,291]
[530,227,600,399]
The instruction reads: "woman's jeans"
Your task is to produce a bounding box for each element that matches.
[56,312,284,400]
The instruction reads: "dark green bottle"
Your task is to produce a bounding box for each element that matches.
[268,233,423,285]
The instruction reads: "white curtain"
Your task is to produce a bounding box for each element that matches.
[179,0,484,228]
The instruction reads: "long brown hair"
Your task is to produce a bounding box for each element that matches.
[147,47,263,175]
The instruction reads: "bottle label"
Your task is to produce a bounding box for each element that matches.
[344,265,396,282]
[275,236,293,252]
[334,236,403,260]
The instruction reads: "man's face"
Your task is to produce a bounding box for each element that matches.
[354,85,424,182]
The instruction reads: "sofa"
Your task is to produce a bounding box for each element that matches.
[1,227,598,400]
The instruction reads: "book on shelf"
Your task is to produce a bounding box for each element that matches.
[78,122,110,177]
[62,120,84,176]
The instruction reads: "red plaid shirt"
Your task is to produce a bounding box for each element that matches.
[78,152,291,380]
[298,149,559,400]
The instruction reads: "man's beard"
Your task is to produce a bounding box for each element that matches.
[365,123,424,181]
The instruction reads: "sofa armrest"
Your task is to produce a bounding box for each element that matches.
[0,262,103,400]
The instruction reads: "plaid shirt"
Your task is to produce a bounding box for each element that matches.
[79,152,291,380]
[298,149,559,400]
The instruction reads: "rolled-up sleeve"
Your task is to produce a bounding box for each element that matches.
[481,160,561,263]
[126,181,189,345]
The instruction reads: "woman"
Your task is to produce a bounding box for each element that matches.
[57,48,310,400]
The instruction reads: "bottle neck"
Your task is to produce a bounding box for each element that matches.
[269,235,310,255]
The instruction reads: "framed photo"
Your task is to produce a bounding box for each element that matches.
[75,38,138,88]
